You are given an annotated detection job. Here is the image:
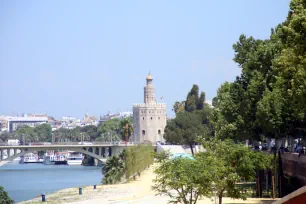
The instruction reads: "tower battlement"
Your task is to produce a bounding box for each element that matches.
[133,103,166,108]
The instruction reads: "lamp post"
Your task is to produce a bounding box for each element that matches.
[51,133,55,144]
[22,133,25,145]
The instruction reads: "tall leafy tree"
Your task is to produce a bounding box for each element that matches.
[15,125,38,144]
[185,84,200,112]
[34,123,52,142]
[164,106,213,155]
[173,101,185,114]
[81,125,98,141]
[96,118,121,142]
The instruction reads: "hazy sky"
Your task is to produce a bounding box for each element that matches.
[0,0,290,118]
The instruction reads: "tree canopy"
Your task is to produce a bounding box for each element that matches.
[164,85,213,155]
[212,0,306,144]
[96,118,122,142]
[152,156,214,204]
[153,139,272,204]
[200,138,273,204]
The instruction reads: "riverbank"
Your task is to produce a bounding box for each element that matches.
[20,164,278,204]
[0,161,9,166]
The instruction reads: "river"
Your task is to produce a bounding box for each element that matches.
[0,162,102,203]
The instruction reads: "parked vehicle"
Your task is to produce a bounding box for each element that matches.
[78,142,92,145]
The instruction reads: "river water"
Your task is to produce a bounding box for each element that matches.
[0,162,102,203]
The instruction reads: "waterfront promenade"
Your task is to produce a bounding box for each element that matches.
[20,164,278,204]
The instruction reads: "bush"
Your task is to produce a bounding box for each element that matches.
[0,186,14,204]
[101,145,154,184]
[125,144,154,179]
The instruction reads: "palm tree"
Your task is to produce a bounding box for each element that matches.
[102,156,125,184]
[120,118,134,142]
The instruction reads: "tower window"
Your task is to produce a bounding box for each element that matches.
[142,130,145,135]
[158,117,160,120]
[158,130,161,135]
[151,117,153,120]
[143,117,144,120]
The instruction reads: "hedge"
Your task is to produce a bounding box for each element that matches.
[125,144,154,179]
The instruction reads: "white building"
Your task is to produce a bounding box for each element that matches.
[7,116,48,132]
[132,74,167,143]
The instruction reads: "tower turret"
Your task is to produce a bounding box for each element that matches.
[144,73,156,104]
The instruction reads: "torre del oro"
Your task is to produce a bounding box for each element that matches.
[132,73,167,143]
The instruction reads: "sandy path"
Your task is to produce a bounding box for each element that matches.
[21,164,278,204]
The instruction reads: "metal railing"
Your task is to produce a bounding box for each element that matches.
[0,141,154,147]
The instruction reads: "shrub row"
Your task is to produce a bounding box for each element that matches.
[125,144,154,179]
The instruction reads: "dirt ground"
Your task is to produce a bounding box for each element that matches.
[21,165,278,204]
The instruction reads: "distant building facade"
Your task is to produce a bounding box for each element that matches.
[7,116,48,132]
[82,114,97,126]
[98,112,133,125]
[132,74,167,143]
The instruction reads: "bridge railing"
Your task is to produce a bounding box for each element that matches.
[0,141,155,148]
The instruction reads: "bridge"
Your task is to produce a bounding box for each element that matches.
[0,143,138,163]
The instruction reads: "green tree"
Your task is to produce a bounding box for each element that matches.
[71,127,81,141]
[0,131,14,142]
[152,157,213,204]
[212,81,251,141]
[97,118,120,135]
[52,127,70,142]
[199,138,273,204]
[185,85,201,112]
[164,107,213,155]
[0,186,14,204]
[173,101,185,114]
[34,123,52,142]
[197,92,205,110]
[81,125,98,141]
[119,117,133,142]
[15,126,38,144]
[97,119,121,142]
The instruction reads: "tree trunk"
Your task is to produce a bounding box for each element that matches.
[267,138,272,151]
[276,138,282,150]
[245,139,249,147]
[289,136,295,152]
[272,175,275,199]
[189,143,194,156]
[218,192,223,204]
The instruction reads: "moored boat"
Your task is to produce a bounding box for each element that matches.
[67,151,83,165]
[20,153,42,164]
[43,151,68,165]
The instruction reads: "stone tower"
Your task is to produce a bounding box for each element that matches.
[132,73,167,143]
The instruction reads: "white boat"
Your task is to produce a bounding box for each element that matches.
[43,151,68,165]
[67,151,83,165]
[20,153,41,163]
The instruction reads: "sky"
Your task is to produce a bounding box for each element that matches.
[0,0,290,119]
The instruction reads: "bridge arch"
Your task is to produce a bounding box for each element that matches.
[2,147,106,162]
